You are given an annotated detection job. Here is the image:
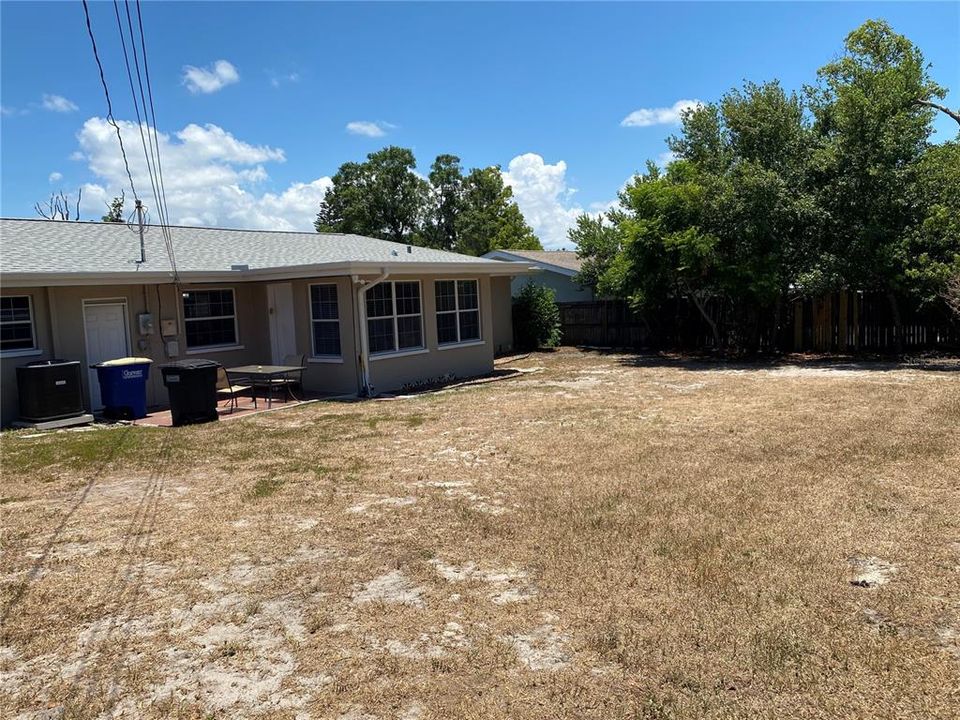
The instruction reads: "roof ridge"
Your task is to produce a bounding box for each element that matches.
[0,218,491,259]
[0,216,358,239]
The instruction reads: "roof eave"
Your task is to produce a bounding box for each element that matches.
[483,250,580,277]
[0,260,539,287]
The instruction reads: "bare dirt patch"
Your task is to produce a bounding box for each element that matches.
[849,556,899,587]
[352,570,426,607]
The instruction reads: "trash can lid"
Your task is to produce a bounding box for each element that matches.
[96,356,153,367]
[161,359,221,370]
[24,359,79,367]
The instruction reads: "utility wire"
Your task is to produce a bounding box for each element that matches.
[130,0,178,281]
[108,0,179,281]
[81,0,139,204]
[133,0,176,273]
[111,1,161,217]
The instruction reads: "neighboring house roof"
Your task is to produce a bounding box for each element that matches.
[482,249,582,276]
[0,218,535,287]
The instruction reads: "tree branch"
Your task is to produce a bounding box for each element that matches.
[914,99,960,125]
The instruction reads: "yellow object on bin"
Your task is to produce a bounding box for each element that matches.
[97,357,154,366]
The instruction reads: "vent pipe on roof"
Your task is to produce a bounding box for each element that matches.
[406,245,412,254]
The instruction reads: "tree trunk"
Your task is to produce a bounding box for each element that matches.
[685,282,720,350]
[747,304,762,356]
[886,291,903,355]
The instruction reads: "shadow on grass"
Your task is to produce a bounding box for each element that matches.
[570,347,960,374]
[376,367,526,398]
[0,427,138,627]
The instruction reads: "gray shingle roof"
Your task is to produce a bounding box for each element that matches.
[0,218,522,281]
[484,249,581,274]
[500,250,582,272]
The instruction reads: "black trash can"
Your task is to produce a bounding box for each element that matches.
[160,359,220,426]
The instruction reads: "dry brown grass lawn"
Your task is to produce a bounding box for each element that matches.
[1,348,958,719]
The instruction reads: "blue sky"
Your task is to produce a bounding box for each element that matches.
[2,1,958,248]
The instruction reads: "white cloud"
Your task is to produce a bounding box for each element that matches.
[345,120,395,138]
[175,123,284,164]
[42,94,78,113]
[657,150,677,168]
[182,60,240,94]
[48,172,63,183]
[270,72,300,88]
[501,153,586,250]
[76,117,331,231]
[621,99,702,128]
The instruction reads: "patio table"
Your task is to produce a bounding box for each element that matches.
[225,364,306,408]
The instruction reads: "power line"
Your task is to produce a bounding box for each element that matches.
[134,0,175,268]
[106,0,179,281]
[132,0,178,279]
[81,0,139,204]
[111,0,160,216]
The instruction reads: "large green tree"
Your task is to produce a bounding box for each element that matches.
[570,214,620,294]
[576,20,957,353]
[455,166,541,256]
[316,149,541,254]
[899,141,960,306]
[613,161,724,346]
[315,161,374,236]
[807,20,947,343]
[422,154,464,251]
[585,82,818,349]
[315,147,429,244]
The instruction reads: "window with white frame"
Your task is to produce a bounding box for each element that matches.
[310,284,341,357]
[435,279,480,345]
[182,288,238,348]
[0,296,37,353]
[366,281,423,355]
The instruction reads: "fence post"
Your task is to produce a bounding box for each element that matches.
[793,300,803,351]
[839,292,848,352]
[852,294,860,351]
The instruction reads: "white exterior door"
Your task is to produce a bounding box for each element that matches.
[83,302,130,410]
[267,283,297,364]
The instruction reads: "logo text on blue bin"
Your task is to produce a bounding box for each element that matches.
[122,369,144,380]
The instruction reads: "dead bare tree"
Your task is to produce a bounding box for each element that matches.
[34,189,82,221]
[914,99,960,126]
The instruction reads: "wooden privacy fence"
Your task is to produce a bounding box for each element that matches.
[789,292,957,352]
[557,293,958,353]
[557,300,651,348]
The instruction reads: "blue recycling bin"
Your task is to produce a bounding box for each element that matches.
[91,357,153,420]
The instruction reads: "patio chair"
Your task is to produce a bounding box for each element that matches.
[216,366,256,413]
[256,353,306,402]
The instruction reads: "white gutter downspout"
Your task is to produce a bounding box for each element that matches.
[354,269,389,396]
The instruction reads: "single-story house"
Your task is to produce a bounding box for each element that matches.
[482,249,593,303]
[0,218,535,425]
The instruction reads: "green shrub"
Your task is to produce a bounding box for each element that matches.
[513,282,562,350]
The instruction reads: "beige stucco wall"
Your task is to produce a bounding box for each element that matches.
[1,271,515,424]
[287,276,360,396]
[490,276,514,355]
